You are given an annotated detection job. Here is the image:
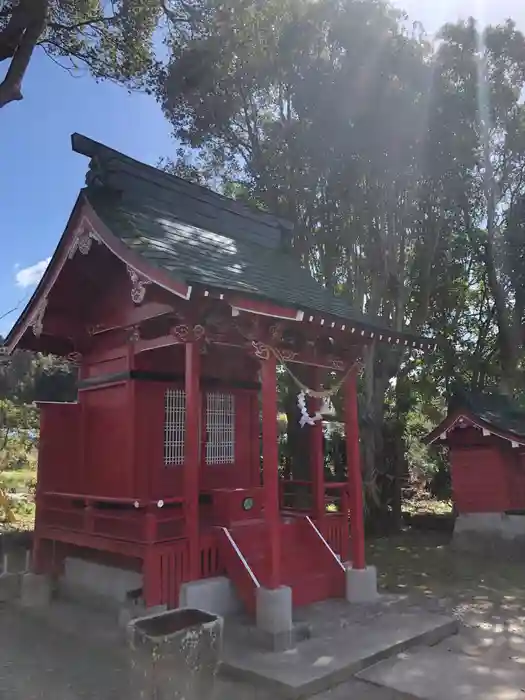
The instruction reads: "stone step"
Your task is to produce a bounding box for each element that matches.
[221,610,458,699]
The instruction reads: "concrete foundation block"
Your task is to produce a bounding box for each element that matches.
[0,573,21,602]
[452,513,525,559]
[179,576,242,617]
[256,586,293,650]
[62,558,142,604]
[20,572,52,607]
[345,565,378,603]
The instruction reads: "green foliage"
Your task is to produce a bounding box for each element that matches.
[0,399,38,471]
[0,348,77,404]
[0,345,75,528]
[40,0,162,85]
[155,1,525,517]
[0,0,189,107]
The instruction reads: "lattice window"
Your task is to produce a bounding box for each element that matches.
[206,392,235,464]
[164,389,186,466]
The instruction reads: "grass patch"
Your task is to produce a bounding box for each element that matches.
[402,496,453,517]
[0,468,36,533]
[1,469,36,492]
[1,501,35,532]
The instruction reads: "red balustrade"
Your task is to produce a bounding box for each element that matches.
[38,492,186,544]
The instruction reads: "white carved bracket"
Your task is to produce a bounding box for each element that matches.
[68,218,102,258]
[127,266,151,305]
[31,297,48,338]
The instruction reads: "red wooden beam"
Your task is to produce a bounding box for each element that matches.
[260,352,281,588]
[134,334,181,354]
[310,368,325,520]
[41,314,86,339]
[344,366,366,569]
[90,301,176,334]
[247,339,359,371]
[184,342,201,580]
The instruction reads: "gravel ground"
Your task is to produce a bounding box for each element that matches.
[1,531,523,699]
[0,603,128,700]
[0,600,417,700]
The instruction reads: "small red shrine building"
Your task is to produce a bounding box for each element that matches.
[5,135,434,632]
[425,391,525,553]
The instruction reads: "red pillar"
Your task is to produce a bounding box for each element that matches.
[184,342,201,580]
[310,370,325,520]
[344,367,366,569]
[260,353,281,588]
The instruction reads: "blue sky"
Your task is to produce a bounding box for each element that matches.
[0,0,524,337]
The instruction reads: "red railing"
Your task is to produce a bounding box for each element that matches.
[199,532,223,578]
[146,539,189,608]
[279,479,349,515]
[279,479,312,512]
[324,482,349,515]
[39,492,186,544]
[319,516,349,561]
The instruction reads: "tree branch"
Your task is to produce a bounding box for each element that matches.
[47,15,118,33]
[0,0,48,108]
[160,0,201,25]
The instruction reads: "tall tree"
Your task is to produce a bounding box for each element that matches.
[429,19,525,392]
[157,0,464,502]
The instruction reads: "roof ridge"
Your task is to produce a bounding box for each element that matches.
[71,133,292,234]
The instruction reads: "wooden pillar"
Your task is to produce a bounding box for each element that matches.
[261,353,281,588]
[310,370,325,520]
[344,366,366,570]
[184,342,201,580]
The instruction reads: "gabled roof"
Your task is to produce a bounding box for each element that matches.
[425,390,525,446]
[4,134,437,354]
[74,134,399,331]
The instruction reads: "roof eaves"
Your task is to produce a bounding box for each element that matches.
[424,408,525,446]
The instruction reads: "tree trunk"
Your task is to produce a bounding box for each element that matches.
[361,345,393,528]
[282,372,311,481]
[479,78,521,393]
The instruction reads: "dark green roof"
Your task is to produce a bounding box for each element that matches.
[450,389,525,439]
[73,134,433,343]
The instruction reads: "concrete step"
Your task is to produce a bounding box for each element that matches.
[221,610,458,699]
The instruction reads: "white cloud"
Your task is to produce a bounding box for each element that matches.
[15,257,51,288]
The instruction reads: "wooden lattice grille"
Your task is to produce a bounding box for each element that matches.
[206,392,235,464]
[164,389,186,466]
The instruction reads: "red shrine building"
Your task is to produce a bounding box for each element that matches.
[425,391,525,555]
[5,135,434,635]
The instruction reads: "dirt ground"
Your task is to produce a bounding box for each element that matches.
[1,531,524,699]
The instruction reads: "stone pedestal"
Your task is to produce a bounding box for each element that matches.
[256,586,293,651]
[179,576,241,617]
[127,608,223,700]
[345,565,378,603]
[20,572,52,607]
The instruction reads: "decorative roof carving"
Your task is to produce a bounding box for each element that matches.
[31,298,48,338]
[127,266,151,305]
[69,218,101,258]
